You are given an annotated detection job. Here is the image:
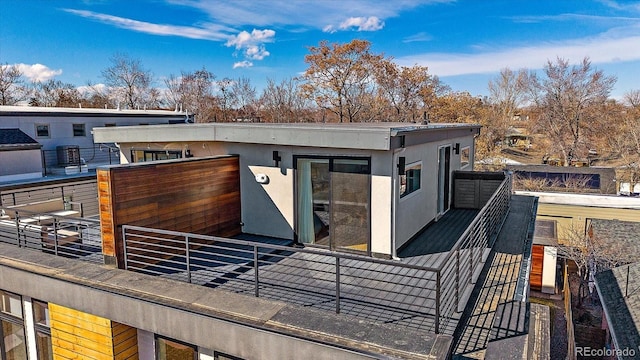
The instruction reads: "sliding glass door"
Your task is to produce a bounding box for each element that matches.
[296,157,370,253]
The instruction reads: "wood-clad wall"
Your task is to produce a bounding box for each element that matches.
[49,303,138,359]
[97,156,241,267]
[530,244,544,291]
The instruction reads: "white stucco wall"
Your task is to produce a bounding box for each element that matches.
[394,135,475,249]
[115,133,475,256]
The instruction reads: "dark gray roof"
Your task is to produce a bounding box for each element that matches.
[0,129,41,151]
[595,261,640,359]
[590,219,640,263]
[0,128,38,145]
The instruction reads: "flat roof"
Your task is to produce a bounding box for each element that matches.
[93,122,481,151]
[515,191,640,209]
[0,105,189,118]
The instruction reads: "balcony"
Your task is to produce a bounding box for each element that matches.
[119,171,513,335]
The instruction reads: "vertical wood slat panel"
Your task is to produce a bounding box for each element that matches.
[98,156,241,268]
[49,303,138,360]
[530,245,544,291]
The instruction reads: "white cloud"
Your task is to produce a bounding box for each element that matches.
[226,29,275,60]
[403,32,433,43]
[65,9,233,41]
[233,61,254,69]
[170,0,447,30]
[336,16,384,31]
[13,63,62,82]
[76,83,107,95]
[396,33,640,77]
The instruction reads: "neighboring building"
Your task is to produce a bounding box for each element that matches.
[0,123,542,359]
[0,129,42,182]
[508,165,618,194]
[0,106,192,177]
[595,261,640,360]
[516,191,640,294]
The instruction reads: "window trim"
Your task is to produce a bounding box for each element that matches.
[72,123,86,137]
[460,146,471,168]
[155,335,197,360]
[399,161,422,200]
[35,123,50,138]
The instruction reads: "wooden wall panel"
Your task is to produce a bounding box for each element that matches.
[530,244,544,291]
[49,303,138,360]
[98,156,241,268]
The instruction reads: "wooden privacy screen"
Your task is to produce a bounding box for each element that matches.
[530,244,544,291]
[97,155,241,268]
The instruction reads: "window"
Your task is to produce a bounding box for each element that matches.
[131,149,182,163]
[0,291,27,360]
[72,124,86,137]
[104,123,116,127]
[156,336,196,360]
[461,147,470,168]
[33,300,52,360]
[35,124,50,138]
[400,162,421,198]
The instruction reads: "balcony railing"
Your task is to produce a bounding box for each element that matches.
[0,207,103,263]
[121,173,512,335]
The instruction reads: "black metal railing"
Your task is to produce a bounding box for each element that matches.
[0,178,99,217]
[120,173,512,335]
[0,207,102,263]
[42,144,119,176]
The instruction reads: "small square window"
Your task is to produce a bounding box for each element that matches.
[33,300,50,327]
[36,124,50,138]
[461,147,470,168]
[0,290,23,319]
[156,336,196,360]
[73,124,86,137]
[400,162,421,198]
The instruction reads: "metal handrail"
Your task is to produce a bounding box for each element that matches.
[121,173,512,334]
[0,206,103,263]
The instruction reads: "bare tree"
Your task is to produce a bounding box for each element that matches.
[260,78,311,123]
[231,77,257,121]
[526,57,616,166]
[0,63,25,105]
[102,53,153,109]
[165,68,216,122]
[30,79,81,107]
[216,78,234,122]
[557,224,634,306]
[301,40,382,123]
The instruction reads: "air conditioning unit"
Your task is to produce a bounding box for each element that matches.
[57,145,80,166]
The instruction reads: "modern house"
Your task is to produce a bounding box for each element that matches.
[0,122,543,359]
[0,106,192,178]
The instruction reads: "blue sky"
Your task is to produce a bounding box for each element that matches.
[2,0,640,99]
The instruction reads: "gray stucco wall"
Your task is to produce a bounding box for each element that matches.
[0,149,42,181]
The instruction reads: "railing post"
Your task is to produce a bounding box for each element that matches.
[14,211,21,247]
[469,236,474,285]
[254,246,260,298]
[122,226,128,270]
[456,249,460,308]
[185,235,191,283]
[335,257,341,314]
[53,218,59,256]
[435,270,441,334]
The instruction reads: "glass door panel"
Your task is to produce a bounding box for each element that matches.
[297,159,330,245]
[331,166,369,252]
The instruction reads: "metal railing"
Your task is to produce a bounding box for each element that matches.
[122,173,512,334]
[0,207,103,263]
[42,144,119,176]
[0,178,99,217]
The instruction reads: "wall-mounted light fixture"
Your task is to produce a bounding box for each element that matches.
[273,150,281,167]
[453,143,460,155]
